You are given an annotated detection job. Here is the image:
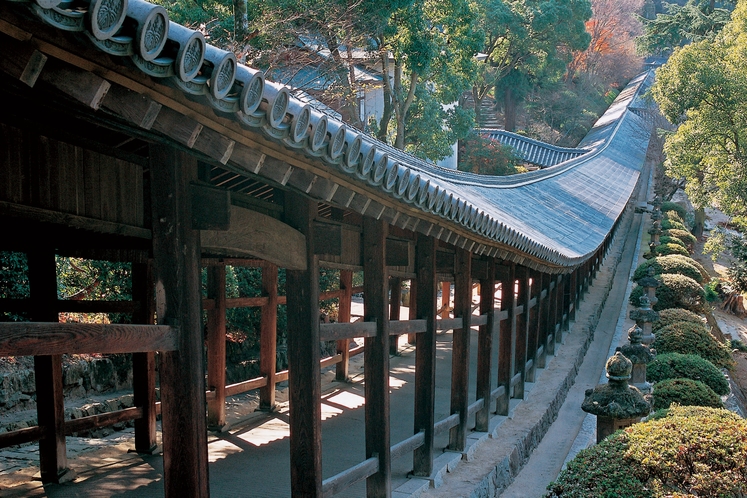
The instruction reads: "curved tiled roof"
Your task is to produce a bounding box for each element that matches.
[4,0,656,273]
[478,129,590,168]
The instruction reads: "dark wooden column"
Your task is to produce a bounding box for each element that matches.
[449,248,472,451]
[207,264,227,430]
[285,192,323,497]
[525,269,539,382]
[389,277,402,355]
[28,248,74,484]
[336,269,353,381]
[534,272,548,370]
[413,233,437,477]
[407,278,418,345]
[546,275,558,355]
[363,217,391,497]
[149,144,209,497]
[496,263,515,415]
[475,258,496,432]
[132,262,158,453]
[514,266,529,399]
[569,268,578,322]
[259,263,278,410]
[556,274,565,341]
[441,282,450,318]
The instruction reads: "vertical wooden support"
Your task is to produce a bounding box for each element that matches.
[475,258,496,432]
[206,264,227,430]
[546,276,557,355]
[149,144,209,497]
[525,269,539,383]
[363,217,391,497]
[336,270,353,381]
[413,233,437,477]
[449,248,472,451]
[441,282,450,318]
[28,248,74,484]
[407,279,418,345]
[259,263,279,410]
[555,275,565,341]
[285,193,323,497]
[132,262,158,453]
[535,272,548,370]
[389,277,402,355]
[496,263,514,415]
[562,272,572,331]
[514,267,529,400]
[569,268,578,322]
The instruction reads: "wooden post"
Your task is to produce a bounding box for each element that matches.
[207,264,227,430]
[28,248,74,484]
[407,279,417,345]
[259,263,279,410]
[514,267,529,400]
[132,262,158,453]
[336,270,353,382]
[556,274,565,341]
[546,276,557,355]
[149,144,209,497]
[569,268,578,322]
[363,217,391,497]
[441,281,450,318]
[285,192,323,497]
[413,233,437,477]
[525,268,539,383]
[475,258,496,432]
[389,277,402,356]
[449,248,472,451]
[535,272,548,370]
[496,263,514,415]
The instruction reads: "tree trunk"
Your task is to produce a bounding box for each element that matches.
[504,87,517,132]
[378,48,393,142]
[472,86,482,128]
[233,0,248,44]
[693,207,705,239]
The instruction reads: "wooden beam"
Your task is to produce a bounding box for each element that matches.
[39,59,110,110]
[314,220,342,256]
[285,192,323,497]
[206,264,227,431]
[449,247,472,452]
[101,83,161,130]
[151,106,203,148]
[65,407,143,435]
[191,183,231,231]
[320,321,377,341]
[363,217,391,497]
[149,144,209,497]
[259,263,278,410]
[193,126,236,165]
[413,233,437,477]
[385,238,410,267]
[201,205,306,270]
[0,33,47,87]
[475,258,496,432]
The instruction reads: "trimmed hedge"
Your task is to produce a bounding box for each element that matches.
[662,219,688,231]
[653,321,735,370]
[661,201,687,220]
[663,228,697,248]
[629,274,706,313]
[632,256,703,283]
[651,242,690,257]
[647,353,729,395]
[658,235,687,249]
[548,406,747,497]
[652,307,705,333]
[652,378,723,409]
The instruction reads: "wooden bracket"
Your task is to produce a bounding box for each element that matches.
[39,59,110,110]
[0,33,46,87]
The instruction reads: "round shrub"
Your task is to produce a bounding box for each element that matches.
[662,219,688,231]
[549,405,747,497]
[667,254,710,282]
[663,228,697,248]
[661,201,687,220]
[664,210,686,225]
[647,353,729,395]
[632,256,703,283]
[658,235,687,249]
[651,242,690,257]
[652,308,704,333]
[654,321,735,370]
[652,378,723,409]
[629,274,706,313]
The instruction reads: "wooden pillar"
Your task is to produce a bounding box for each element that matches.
[336,269,353,381]
[475,258,496,432]
[260,263,278,410]
[546,275,557,355]
[206,264,227,430]
[496,263,514,415]
[132,262,158,453]
[556,274,565,341]
[29,248,74,483]
[441,281,450,318]
[413,233,437,477]
[363,217,391,497]
[285,192,323,497]
[407,279,418,345]
[514,267,529,399]
[389,277,402,355]
[449,248,472,451]
[569,268,578,322]
[149,144,209,497]
[535,272,548,370]
[525,269,539,383]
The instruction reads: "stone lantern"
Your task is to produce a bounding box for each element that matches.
[648,219,662,247]
[619,325,656,393]
[582,352,651,443]
[629,295,659,345]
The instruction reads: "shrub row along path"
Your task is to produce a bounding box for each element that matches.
[2,166,652,496]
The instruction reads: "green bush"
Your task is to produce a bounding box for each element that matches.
[660,201,687,220]
[549,406,747,497]
[647,353,729,395]
[662,219,688,231]
[652,378,723,409]
[632,256,703,283]
[658,235,687,249]
[652,308,704,334]
[651,242,690,257]
[629,274,706,313]
[663,228,697,248]
[654,321,735,370]
[664,210,686,225]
